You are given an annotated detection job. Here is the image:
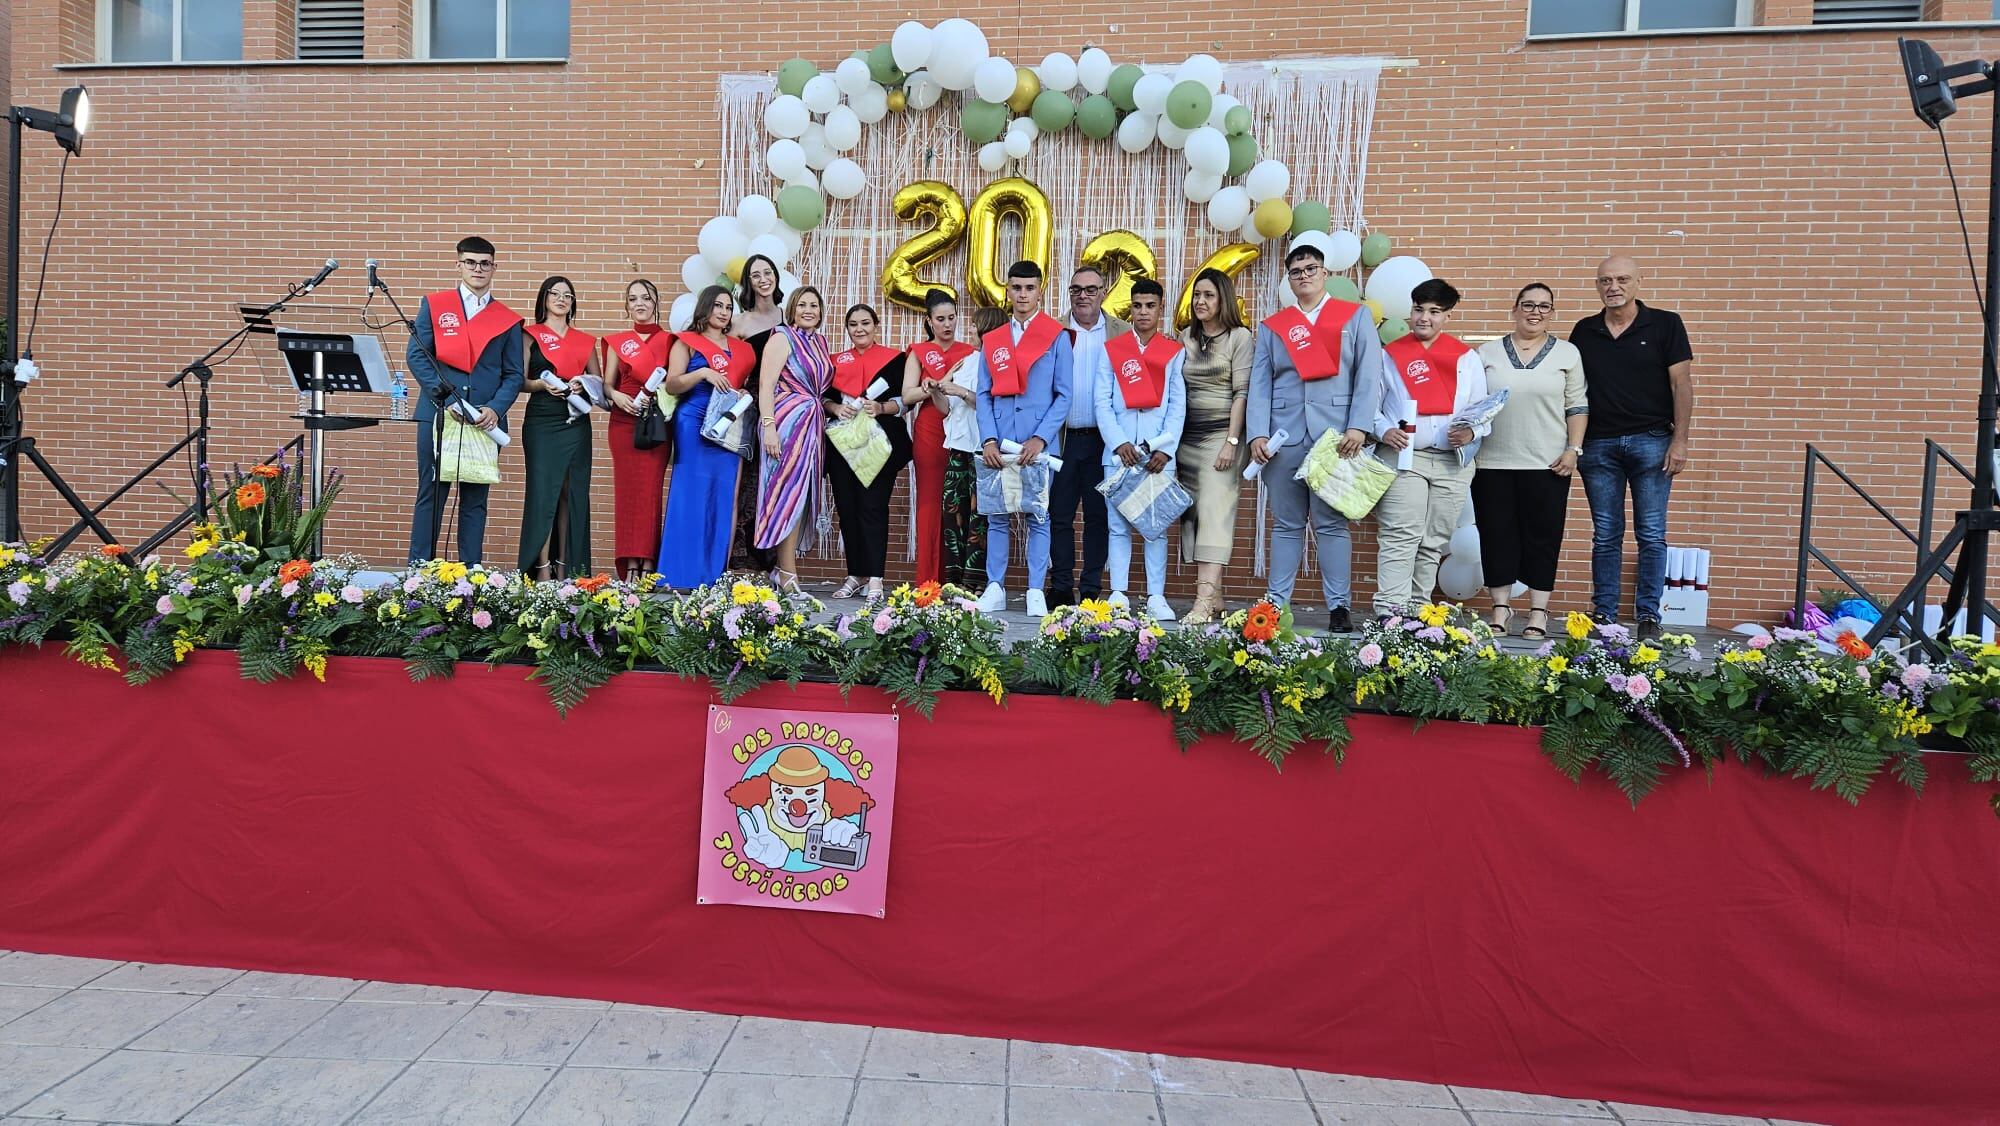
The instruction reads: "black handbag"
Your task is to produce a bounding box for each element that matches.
[633,399,670,451]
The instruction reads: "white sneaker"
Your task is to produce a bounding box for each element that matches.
[975,582,1007,613]
[1107,591,1131,611]
[1024,589,1049,618]
[1146,595,1177,622]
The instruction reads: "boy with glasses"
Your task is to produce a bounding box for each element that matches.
[407,236,523,565]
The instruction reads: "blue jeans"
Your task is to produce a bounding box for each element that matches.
[1578,429,1674,622]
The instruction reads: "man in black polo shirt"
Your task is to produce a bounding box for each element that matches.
[1568,255,1693,640]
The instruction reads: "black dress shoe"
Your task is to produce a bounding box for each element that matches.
[1046,589,1074,608]
[1637,618,1662,641]
[1328,606,1352,633]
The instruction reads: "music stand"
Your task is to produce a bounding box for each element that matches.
[276,330,392,554]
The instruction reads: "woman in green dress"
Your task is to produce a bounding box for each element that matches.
[517,275,599,578]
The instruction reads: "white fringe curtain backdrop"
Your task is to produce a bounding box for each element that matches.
[718,60,1382,579]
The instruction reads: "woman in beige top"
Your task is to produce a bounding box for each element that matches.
[1175,268,1253,624]
[1472,283,1588,639]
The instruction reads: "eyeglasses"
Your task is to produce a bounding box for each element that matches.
[459,259,495,271]
[1286,265,1322,280]
[1067,284,1101,296]
[1516,302,1554,313]
[548,291,575,302]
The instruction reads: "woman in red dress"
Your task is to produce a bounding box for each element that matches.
[901,288,981,587]
[602,279,674,579]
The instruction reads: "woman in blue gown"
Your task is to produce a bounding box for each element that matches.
[653,285,759,588]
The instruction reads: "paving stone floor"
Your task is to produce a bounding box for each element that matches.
[0,950,1826,1126]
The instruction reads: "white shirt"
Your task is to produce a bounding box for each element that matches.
[1065,314,1109,429]
[459,284,492,318]
[1373,343,1491,452]
[1296,293,1330,324]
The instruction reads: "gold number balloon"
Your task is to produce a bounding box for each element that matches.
[964,177,1054,308]
[1177,242,1260,330]
[880,180,968,313]
[1078,230,1156,321]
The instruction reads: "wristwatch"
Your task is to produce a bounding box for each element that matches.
[1566,446,1584,457]
[1226,436,1241,446]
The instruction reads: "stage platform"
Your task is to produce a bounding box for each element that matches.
[1,647,1993,1126]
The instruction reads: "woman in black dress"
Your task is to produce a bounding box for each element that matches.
[516,275,598,578]
[726,255,785,574]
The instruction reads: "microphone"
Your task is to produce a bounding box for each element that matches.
[297,258,339,295]
[365,258,380,292]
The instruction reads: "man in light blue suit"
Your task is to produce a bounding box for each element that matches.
[1246,242,1385,633]
[972,260,1072,619]
[1093,279,1187,622]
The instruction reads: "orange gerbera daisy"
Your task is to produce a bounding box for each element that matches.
[576,573,612,593]
[1243,600,1281,643]
[1836,630,1873,660]
[913,581,942,607]
[249,464,282,479]
[98,543,128,557]
[234,481,267,509]
[278,559,313,584]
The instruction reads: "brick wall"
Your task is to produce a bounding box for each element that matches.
[6,0,1996,624]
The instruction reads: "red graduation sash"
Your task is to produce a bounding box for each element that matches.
[1384,333,1472,416]
[525,323,595,379]
[1263,299,1358,383]
[677,331,755,390]
[981,314,1063,398]
[830,343,903,398]
[909,341,976,384]
[1104,331,1181,411]
[603,323,672,393]
[428,290,522,376]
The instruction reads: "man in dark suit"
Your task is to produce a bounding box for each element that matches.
[407,236,523,565]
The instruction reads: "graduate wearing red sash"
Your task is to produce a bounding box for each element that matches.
[657,285,756,590]
[406,237,524,567]
[1363,278,1489,618]
[820,304,915,600]
[599,280,675,578]
[1091,280,1187,620]
[902,290,984,587]
[1244,242,1384,632]
[516,276,598,579]
[971,261,1074,616]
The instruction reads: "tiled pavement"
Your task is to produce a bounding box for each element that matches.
[0,951,1826,1126]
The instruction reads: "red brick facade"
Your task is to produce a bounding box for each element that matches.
[7,1,1998,622]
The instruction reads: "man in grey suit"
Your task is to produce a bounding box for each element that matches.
[1246,242,1385,632]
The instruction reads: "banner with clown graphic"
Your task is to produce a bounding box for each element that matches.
[697,705,899,917]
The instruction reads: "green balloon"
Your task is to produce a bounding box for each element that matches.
[1077,94,1118,139]
[1226,133,1258,178]
[867,43,903,86]
[961,99,1008,144]
[1166,81,1212,130]
[1031,90,1075,133]
[1378,317,1409,345]
[1290,201,1331,236]
[1326,276,1361,302]
[776,58,817,98]
[1224,104,1253,136]
[776,185,825,231]
[1107,64,1143,112]
[1361,231,1394,268]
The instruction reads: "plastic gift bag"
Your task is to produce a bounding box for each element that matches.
[435,415,502,485]
[827,412,894,487]
[1096,465,1193,541]
[975,456,1053,519]
[701,387,756,459]
[1295,430,1396,521]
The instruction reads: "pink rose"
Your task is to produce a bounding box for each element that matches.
[281,581,299,598]
[155,594,175,614]
[873,611,894,635]
[471,610,493,629]
[1626,673,1652,701]
[1357,643,1384,668]
[1748,634,1771,650]
[341,585,365,604]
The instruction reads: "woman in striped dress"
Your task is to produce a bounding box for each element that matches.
[754,287,831,591]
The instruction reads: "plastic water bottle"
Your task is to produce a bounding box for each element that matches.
[296,389,312,420]
[390,373,409,420]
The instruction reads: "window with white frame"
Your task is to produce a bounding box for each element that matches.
[418,0,569,60]
[98,0,243,62]
[1528,0,1752,35]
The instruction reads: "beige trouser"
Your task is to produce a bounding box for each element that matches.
[1373,449,1473,616]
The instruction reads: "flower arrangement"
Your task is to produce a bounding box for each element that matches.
[654,578,835,702]
[831,581,1008,716]
[1916,637,2000,783]
[1353,602,1508,723]
[189,453,344,566]
[1171,600,1349,767]
[0,541,167,676]
[1534,616,1709,804]
[1014,598,1188,710]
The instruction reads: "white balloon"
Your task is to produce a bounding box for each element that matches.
[801,74,840,114]
[905,71,942,110]
[1277,283,1299,308]
[1288,230,1333,261]
[822,157,866,200]
[778,268,802,296]
[785,170,819,195]
[1133,72,1172,115]
[1364,255,1436,321]
[1323,230,1362,272]
[928,20,987,91]
[1115,111,1156,155]
[973,56,1017,104]
[851,83,889,125]
[1156,117,1191,150]
[978,141,1008,173]
[1003,130,1033,159]
[668,293,697,332]
[1077,47,1113,95]
[1205,93,1241,132]
[800,122,835,170]
[891,21,933,72]
[823,105,861,151]
[746,232,790,269]
[765,138,806,182]
[1238,212,1264,245]
[763,94,809,139]
[1458,496,1476,529]
[1207,185,1250,232]
[834,57,873,97]
[681,254,717,294]
[1008,115,1039,141]
[1183,168,1223,205]
[1184,126,1227,173]
[1438,555,1483,602]
[1511,581,1530,598]
[774,225,803,260]
[1446,525,1481,563]
[1175,52,1225,93]
[736,194,777,236]
[698,216,749,269]
[1245,159,1291,203]
[1038,52,1078,92]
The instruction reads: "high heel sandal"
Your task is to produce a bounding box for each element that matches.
[773,570,802,595]
[1489,602,1514,635]
[1183,581,1223,625]
[832,576,865,599]
[1521,607,1550,640]
[865,578,885,602]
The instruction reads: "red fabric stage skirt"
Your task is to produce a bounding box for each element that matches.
[1,647,1994,1125]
